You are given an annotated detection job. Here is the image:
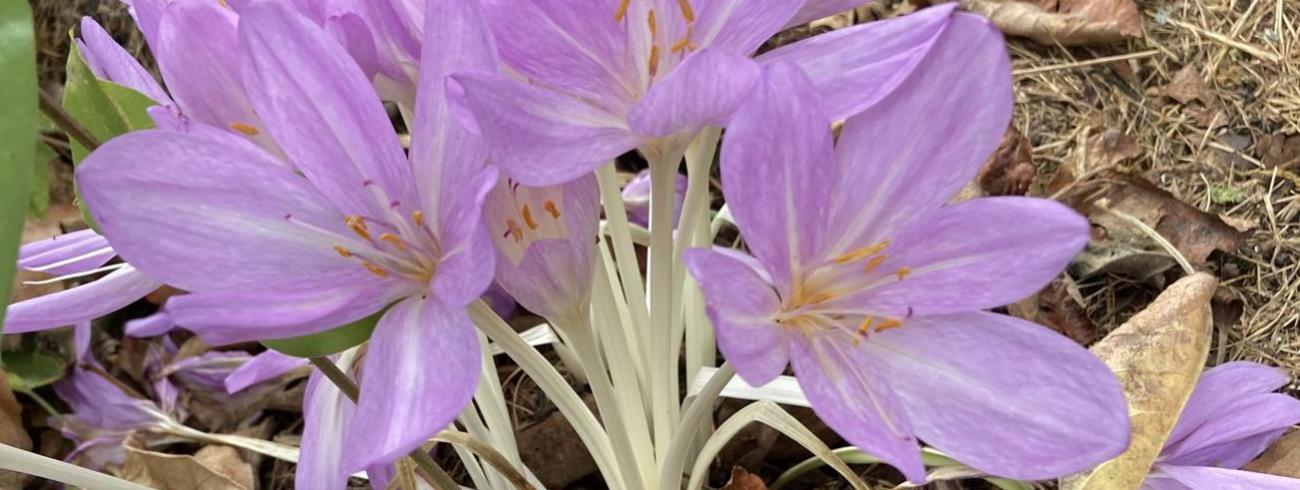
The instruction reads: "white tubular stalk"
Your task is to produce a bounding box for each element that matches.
[592,247,659,487]
[469,300,627,490]
[646,145,687,463]
[657,363,734,490]
[0,443,151,490]
[595,164,653,359]
[675,127,721,418]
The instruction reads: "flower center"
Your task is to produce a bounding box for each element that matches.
[615,0,699,81]
[775,239,914,344]
[488,178,568,265]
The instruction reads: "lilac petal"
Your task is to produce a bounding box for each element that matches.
[454,72,640,187]
[77,130,369,294]
[480,0,632,112]
[627,49,761,137]
[785,0,871,28]
[758,5,954,121]
[239,1,415,219]
[412,0,500,305]
[482,283,519,321]
[1160,393,1300,467]
[324,12,382,81]
[343,294,480,471]
[486,175,600,322]
[789,335,925,483]
[17,229,114,276]
[361,0,423,92]
[622,169,687,228]
[857,197,1088,315]
[124,311,175,338]
[298,369,356,490]
[5,266,161,334]
[225,351,309,394]
[1154,464,1300,490]
[166,282,409,346]
[74,321,92,361]
[430,167,500,305]
[864,312,1129,480]
[155,2,270,148]
[54,364,167,430]
[824,13,1010,249]
[693,0,803,55]
[719,62,835,298]
[684,248,788,386]
[1165,362,1291,449]
[77,18,169,104]
[1163,428,1288,470]
[122,0,167,49]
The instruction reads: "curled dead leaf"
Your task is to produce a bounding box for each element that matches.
[1100,177,1245,265]
[958,0,1142,46]
[120,437,252,490]
[0,370,32,488]
[1009,275,1098,345]
[1060,272,1216,490]
[978,127,1037,196]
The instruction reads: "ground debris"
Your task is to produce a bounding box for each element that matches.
[720,467,767,490]
[957,0,1142,46]
[1244,430,1300,478]
[1010,274,1099,345]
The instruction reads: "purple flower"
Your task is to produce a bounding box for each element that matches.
[224,350,310,394]
[622,168,687,228]
[4,230,162,336]
[1142,362,1300,489]
[683,16,1129,483]
[77,0,496,477]
[52,362,172,470]
[456,0,962,186]
[483,175,601,324]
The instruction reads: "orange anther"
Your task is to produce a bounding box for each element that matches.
[895,267,912,281]
[875,318,903,333]
[614,0,630,22]
[362,261,389,278]
[864,255,886,273]
[543,200,561,219]
[333,245,352,258]
[411,210,425,226]
[229,122,259,136]
[522,205,539,230]
[345,216,371,241]
[379,233,406,251]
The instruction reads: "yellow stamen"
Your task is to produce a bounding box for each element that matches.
[412,210,425,226]
[614,0,630,22]
[864,255,886,273]
[333,245,352,258]
[345,216,371,241]
[895,267,912,281]
[855,315,876,336]
[675,0,695,22]
[671,34,696,54]
[648,45,661,77]
[834,240,889,264]
[647,9,657,39]
[505,220,524,242]
[522,205,539,230]
[362,261,389,278]
[379,233,406,251]
[875,318,903,333]
[229,122,259,136]
[218,0,229,8]
[543,200,561,219]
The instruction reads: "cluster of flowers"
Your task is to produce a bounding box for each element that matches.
[8,0,1300,488]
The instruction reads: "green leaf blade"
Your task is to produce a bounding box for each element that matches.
[0,0,38,334]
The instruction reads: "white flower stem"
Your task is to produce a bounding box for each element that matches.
[468,300,627,489]
[647,145,688,463]
[595,163,653,357]
[657,363,734,490]
[559,313,654,490]
[675,127,721,414]
[0,442,150,490]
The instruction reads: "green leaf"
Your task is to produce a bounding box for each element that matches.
[62,33,157,232]
[2,349,66,392]
[62,34,157,163]
[261,310,385,358]
[29,141,54,219]
[0,0,37,333]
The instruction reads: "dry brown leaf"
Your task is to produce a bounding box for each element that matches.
[978,127,1037,196]
[720,467,767,490]
[0,370,33,488]
[958,0,1142,46]
[120,438,251,490]
[1009,275,1098,345]
[194,445,256,490]
[1162,66,1211,105]
[1100,177,1245,264]
[1244,430,1300,477]
[1060,273,1216,490]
